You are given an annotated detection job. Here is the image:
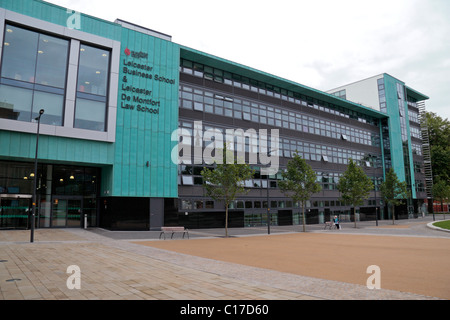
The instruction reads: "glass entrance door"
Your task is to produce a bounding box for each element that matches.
[67,199,82,227]
[51,197,82,227]
[0,196,31,229]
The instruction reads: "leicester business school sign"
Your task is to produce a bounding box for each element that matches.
[120,47,176,115]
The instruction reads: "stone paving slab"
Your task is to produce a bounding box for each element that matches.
[0,219,446,301]
[0,235,318,300]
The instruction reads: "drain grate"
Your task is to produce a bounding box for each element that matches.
[6,278,21,282]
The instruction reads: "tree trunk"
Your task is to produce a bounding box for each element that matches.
[392,204,395,225]
[302,203,306,232]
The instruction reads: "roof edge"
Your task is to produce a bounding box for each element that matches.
[180,46,388,119]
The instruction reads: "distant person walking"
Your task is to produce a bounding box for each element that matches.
[333,215,340,230]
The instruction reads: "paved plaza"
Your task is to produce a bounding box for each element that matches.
[0,216,449,301]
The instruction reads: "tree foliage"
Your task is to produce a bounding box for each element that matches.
[432,177,450,212]
[336,158,373,228]
[278,152,321,232]
[379,168,408,225]
[426,112,450,183]
[201,144,254,237]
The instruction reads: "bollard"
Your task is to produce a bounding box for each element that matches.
[84,214,87,229]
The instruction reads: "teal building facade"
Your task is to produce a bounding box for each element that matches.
[0,0,430,230]
[0,0,179,229]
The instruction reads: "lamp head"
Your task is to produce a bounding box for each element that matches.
[35,109,44,121]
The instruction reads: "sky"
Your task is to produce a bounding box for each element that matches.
[46,0,450,120]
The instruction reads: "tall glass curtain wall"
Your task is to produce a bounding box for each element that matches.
[0,161,99,229]
[0,24,110,131]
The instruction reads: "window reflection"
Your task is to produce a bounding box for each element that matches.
[74,45,110,131]
[0,85,33,121]
[77,45,109,96]
[0,25,68,125]
[32,91,65,126]
[74,98,106,131]
[1,26,39,83]
[179,83,380,148]
[35,35,69,88]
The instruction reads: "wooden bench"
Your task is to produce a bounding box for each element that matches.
[159,227,189,240]
[324,221,336,230]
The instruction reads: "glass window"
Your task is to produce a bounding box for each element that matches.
[181,200,192,210]
[193,94,203,102]
[182,100,193,109]
[74,98,106,131]
[77,45,110,96]
[204,97,213,105]
[32,91,64,126]
[35,35,69,88]
[0,85,33,121]
[0,25,69,124]
[1,25,39,83]
[205,105,213,113]
[182,92,193,100]
[215,106,223,115]
[194,200,203,209]
[182,175,193,185]
[75,45,109,131]
[194,102,203,111]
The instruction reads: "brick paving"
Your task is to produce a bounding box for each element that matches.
[0,216,447,300]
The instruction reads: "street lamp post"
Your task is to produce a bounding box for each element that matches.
[265,150,274,235]
[374,165,379,227]
[366,161,378,226]
[31,109,44,243]
[267,171,270,234]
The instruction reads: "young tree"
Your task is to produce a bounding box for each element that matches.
[278,152,321,232]
[379,168,409,225]
[432,177,450,217]
[337,158,374,228]
[201,144,254,237]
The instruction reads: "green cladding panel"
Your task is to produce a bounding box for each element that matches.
[382,74,416,198]
[0,131,114,165]
[383,74,406,183]
[0,0,121,40]
[113,28,179,198]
